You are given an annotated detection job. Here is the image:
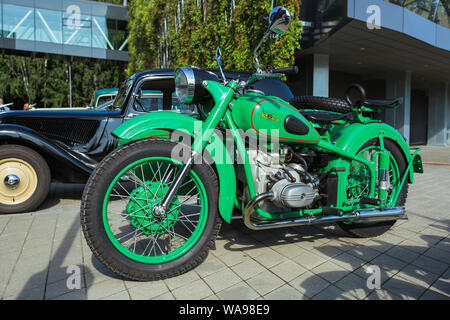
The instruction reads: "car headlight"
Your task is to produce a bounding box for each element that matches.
[174,67,219,104]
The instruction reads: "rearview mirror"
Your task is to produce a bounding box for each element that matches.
[254,6,292,73]
[268,6,291,35]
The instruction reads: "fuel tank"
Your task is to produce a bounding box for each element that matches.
[231,92,320,144]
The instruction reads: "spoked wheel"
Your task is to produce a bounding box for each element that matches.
[81,139,221,281]
[0,145,50,214]
[337,139,408,238]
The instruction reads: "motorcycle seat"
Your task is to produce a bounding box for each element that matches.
[300,111,352,122]
[363,98,403,109]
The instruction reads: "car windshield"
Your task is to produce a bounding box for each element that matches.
[111,77,134,109]
[95,95,116,109]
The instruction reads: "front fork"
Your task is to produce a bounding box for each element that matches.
[154,80,238,215]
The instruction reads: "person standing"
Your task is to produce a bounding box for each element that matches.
[0,98,11,112]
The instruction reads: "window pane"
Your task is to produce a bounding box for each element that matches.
[172,93,197,114]
[436,2,449,28]
[107,19,129,51]
[92,16,112,49]
[134,91,164,112]
[97,95,116,106]
[63,12,92,47]
[36,9,62,44]
[3,5,35,40]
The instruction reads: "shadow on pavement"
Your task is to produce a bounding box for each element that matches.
[218,219,343,252]
[37,183,85,211]
[305,233,448,300]
[16,208,97,300]
[219,220,449,300]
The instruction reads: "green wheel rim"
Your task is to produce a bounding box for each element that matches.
[102,157,208,263]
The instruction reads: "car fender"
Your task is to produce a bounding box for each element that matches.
[113,112,237,223]
[0,124,96,180]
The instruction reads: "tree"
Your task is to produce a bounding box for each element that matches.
[127,0,302,75]
[0,54,127,109]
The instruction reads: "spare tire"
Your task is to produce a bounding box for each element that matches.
[290,96,353,114]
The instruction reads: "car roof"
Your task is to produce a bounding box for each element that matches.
[133,68,251,82]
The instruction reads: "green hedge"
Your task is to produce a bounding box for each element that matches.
[127,0,302,75]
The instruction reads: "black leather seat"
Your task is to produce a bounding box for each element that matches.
[364,98,403,109]
[300,111,352,122]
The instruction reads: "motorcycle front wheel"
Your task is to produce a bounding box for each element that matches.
[80,139,221,281]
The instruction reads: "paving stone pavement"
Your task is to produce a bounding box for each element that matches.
[0,165,449,300]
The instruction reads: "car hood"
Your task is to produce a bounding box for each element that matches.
[0,108,114,119]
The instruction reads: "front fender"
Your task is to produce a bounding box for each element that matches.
[0,124,96,180]
[113,112,237,223]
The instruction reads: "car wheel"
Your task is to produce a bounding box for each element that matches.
[0,145,51,214]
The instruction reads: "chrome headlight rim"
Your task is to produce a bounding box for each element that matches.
[175,67,196,104]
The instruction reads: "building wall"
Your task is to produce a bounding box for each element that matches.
[448,83,450,143]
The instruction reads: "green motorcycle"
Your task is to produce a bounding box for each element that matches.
[80,7,423,281]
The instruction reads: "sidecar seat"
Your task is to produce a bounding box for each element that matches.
[300,111,352,123]
[363,98,403,110]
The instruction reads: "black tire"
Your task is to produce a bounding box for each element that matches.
[290,96,353,114]
[337,139,409,238]
[0,145,51,214]
[80,139,222,281]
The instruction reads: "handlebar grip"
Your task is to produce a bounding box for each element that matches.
[272,66,299,75]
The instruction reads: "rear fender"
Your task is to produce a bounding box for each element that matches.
[331,122,412,178]
[328,122,414,207]
[113,112,237,223]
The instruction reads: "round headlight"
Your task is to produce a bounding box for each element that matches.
[175,67,195,104]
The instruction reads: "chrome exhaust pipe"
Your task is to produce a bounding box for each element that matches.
[243,192,407,230]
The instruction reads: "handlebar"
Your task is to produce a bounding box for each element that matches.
[243,65,299,88]
[271,66,299,75]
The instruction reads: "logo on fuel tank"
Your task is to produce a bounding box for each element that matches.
[261,113,279,122]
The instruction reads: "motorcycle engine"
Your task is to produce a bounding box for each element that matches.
[248,148,319,211]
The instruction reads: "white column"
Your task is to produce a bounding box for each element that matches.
[428,82,449,146]
[312,54,330,97]
[385,71,412,145]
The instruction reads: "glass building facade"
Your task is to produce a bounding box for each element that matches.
[385,0,450,28]
[0,0,129,61]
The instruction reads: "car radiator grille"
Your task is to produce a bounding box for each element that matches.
[5,118,100,146]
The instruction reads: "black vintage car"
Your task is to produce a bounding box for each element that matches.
[0,68,294,214]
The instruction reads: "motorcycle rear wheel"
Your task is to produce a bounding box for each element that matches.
[80,139,221,281]
[337,139,408,238]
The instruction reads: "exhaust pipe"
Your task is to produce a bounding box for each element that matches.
[243,192,407,230]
